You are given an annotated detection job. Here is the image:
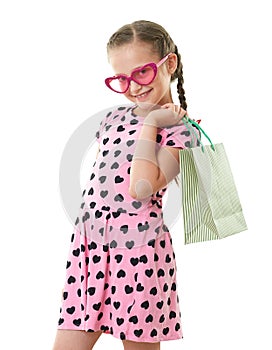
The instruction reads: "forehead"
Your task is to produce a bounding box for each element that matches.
[108,42,160,75]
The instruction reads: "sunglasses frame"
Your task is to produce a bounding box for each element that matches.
[105,53,172,94]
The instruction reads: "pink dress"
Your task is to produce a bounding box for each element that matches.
[57,104,193,342]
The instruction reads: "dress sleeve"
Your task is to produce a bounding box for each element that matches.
[95,119,103,143]
[159,122,199,149]
[95,111,112,143]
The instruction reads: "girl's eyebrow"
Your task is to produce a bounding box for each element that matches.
[115,62,151,76]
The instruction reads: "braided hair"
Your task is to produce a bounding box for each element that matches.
[107,20,187,111]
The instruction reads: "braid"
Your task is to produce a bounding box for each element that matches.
[173,45,187,111]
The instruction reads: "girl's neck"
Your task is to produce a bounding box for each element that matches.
[133,100,174,118]
[133,104,160,118]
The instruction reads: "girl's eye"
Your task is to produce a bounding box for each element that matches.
[118,76,127,82]
[133,66,153,79]
[139,69,147,75]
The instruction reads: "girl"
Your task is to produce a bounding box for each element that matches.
[53,20,196,350]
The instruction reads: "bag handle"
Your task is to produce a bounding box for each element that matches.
[183,116,215,152]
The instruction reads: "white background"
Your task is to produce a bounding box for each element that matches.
[1,0,271,349]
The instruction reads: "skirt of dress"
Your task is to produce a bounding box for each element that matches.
[57,225,183,343]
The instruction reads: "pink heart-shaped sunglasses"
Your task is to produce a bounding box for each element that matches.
[105,53,172,93]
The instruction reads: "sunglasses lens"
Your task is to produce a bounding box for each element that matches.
[132,64,156,85]
[107,76,129,93]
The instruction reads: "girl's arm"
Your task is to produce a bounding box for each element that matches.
[96,144,100,159]
[129,106,185,200]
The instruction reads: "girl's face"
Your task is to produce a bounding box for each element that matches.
[108,41,177,108]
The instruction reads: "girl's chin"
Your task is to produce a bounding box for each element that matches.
[134,95,162,111]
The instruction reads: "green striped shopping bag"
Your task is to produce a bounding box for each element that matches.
[179,117,248,244]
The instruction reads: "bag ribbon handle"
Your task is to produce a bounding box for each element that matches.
[183,116,215,152]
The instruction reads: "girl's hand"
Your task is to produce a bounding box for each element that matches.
[145,103,188,128]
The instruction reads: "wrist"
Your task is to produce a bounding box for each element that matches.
[144,113,158,128]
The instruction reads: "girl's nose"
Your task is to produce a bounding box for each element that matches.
[129,80,142,93]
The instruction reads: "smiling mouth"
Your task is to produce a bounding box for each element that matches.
[132,89,152,98]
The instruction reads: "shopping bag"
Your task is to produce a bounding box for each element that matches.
[179,117,248,244]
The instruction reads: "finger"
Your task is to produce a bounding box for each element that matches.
[177,115,186,125]
[174,105,180,113]
[177,106,187,117]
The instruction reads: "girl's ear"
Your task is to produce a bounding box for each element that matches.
[167,53,178,74]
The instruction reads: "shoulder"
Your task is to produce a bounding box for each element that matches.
[95,104,135,142]
[101,104,135,124]
[158,123,192,149]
